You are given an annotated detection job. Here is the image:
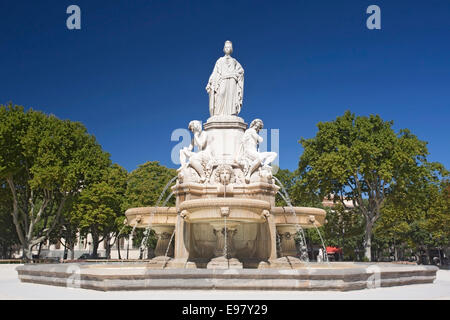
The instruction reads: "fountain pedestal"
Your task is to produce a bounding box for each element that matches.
[152,226,174,257]
[276,225,298,257]
[203,115,247,165]
[207,216,244,269]
[210,222,238,258]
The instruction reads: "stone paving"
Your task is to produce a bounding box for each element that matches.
[1,264,449,300]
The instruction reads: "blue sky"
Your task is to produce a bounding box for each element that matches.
[1,0,449,172]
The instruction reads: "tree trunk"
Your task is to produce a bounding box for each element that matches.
[92,237,99,258]
[22,243,33,261]
[364,222,373,261]
[126,239,129,260]
[69,243,75,260]
[37,242,43,258]
[105,235,111,259]
[117,238,122,260]
[63,244,68,260]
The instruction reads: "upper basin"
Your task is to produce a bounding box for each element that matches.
[179,197,271,224]
[125,203,327,228]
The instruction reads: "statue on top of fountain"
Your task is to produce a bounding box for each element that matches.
[235,119,277,183]
[206,40,244,117]
[177,41,277,185]
[178,120,215,183]
[178,118,277,185]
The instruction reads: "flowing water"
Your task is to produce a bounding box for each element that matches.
[115,221,128,242]
[139,176,178,259]
[272,176,329,263]
[162,229,176,269]
[312,222,329,263]
[272,176,309,262]
[156,176,178,205]
[140,191,175,258]
[142,174,328,264]
[130,222,138,238]
[276,191,309,262]
[106,221,128,257]
[276,232,283,257]
[222,180,229,260]
[224,215,228,258]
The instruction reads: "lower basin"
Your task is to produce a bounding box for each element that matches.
[16,262,439,291]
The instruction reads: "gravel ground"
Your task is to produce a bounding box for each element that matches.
[1,264,449,300]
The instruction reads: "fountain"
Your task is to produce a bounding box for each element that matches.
[16,41,438,291]
[125,110,326,269]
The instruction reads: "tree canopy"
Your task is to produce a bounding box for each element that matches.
[124,161,177,209]
[0,103,111,259]
[71,164,128,258]
[296,110,443,260]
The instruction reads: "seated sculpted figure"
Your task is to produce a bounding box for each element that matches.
[238,119,277,183]
[179,120,212,183]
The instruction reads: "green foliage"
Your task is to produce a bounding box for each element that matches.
[0,178,19,257]
[297,111,428,205]
[121,161,177,254]
[132,228,157,249]
[0,103,111,258]
[124,161,177,209]
[274,168,296,206]
[322,205,365,258]
[374,164,449,249]
[70,164,128,257]
[295,110,434,260]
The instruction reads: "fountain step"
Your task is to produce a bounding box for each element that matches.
[261,256,307,269]
[16,262,438,292]
[206,257,243,269]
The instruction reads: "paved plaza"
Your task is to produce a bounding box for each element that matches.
[1,264,449,300]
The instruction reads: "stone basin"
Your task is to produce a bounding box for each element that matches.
[16,262,439,291]
[125,207,177,227]
[179,197,271,224]
[271,206,326,227]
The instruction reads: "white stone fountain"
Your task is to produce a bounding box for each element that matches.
[125,40,326,269]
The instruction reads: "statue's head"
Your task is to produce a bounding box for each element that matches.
[223,40,233,55]
[188,120,202,133]
[250,119,263,132]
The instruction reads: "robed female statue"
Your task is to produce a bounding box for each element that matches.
[206,41,244,117]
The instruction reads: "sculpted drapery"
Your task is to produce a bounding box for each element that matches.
[206,41,244,117]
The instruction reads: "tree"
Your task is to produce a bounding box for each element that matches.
[0,178,19,258]
[297,111,431,261]
[0,103,110,259]
[48,196,82,260]
[418,173,449,251]
[124,161,177,258]
[124,161,177,209]
[322,203,365,261]
[71,164,128,258]
[374,163,449,262]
